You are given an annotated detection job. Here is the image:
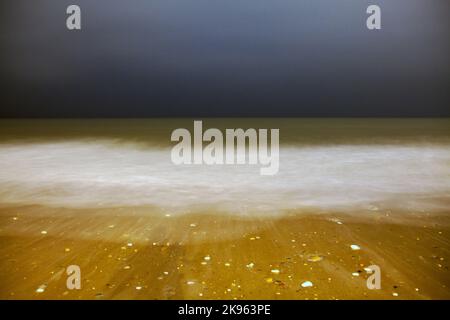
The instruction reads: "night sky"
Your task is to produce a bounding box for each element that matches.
[0,0,449,117]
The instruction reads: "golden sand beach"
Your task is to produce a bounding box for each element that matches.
[0,206,449,300]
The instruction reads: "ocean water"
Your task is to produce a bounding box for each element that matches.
[0,119,449,215]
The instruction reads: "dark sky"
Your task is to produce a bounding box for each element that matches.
[0,0,449,117]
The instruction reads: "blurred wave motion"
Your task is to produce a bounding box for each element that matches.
[0,119,449,215]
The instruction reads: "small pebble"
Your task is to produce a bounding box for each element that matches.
[271,269,280,274]
[307,255,323,262]
[35,285,46,293]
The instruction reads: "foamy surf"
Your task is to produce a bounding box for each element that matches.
[0,140,449,215]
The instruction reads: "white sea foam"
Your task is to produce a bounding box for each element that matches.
[0,140,449,215]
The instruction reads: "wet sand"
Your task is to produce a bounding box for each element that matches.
[0,206,449,300]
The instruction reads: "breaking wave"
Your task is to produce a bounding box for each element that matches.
[0,140,449,215]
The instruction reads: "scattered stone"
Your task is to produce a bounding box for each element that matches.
[135,286,142,290]
[330,218,343,225]
[307,255,323,262]
[392,292,399,297]
[271,269,280,274]
[246,263,255,269]
[204,255,211,261]
[352,272,360,277]
[350,244,361,251]
[301,281,313,288]
[186,281,195,285]
[40,230,47,235]
[35,284,46,293]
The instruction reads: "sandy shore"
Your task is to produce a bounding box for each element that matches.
[0,205,449,300]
